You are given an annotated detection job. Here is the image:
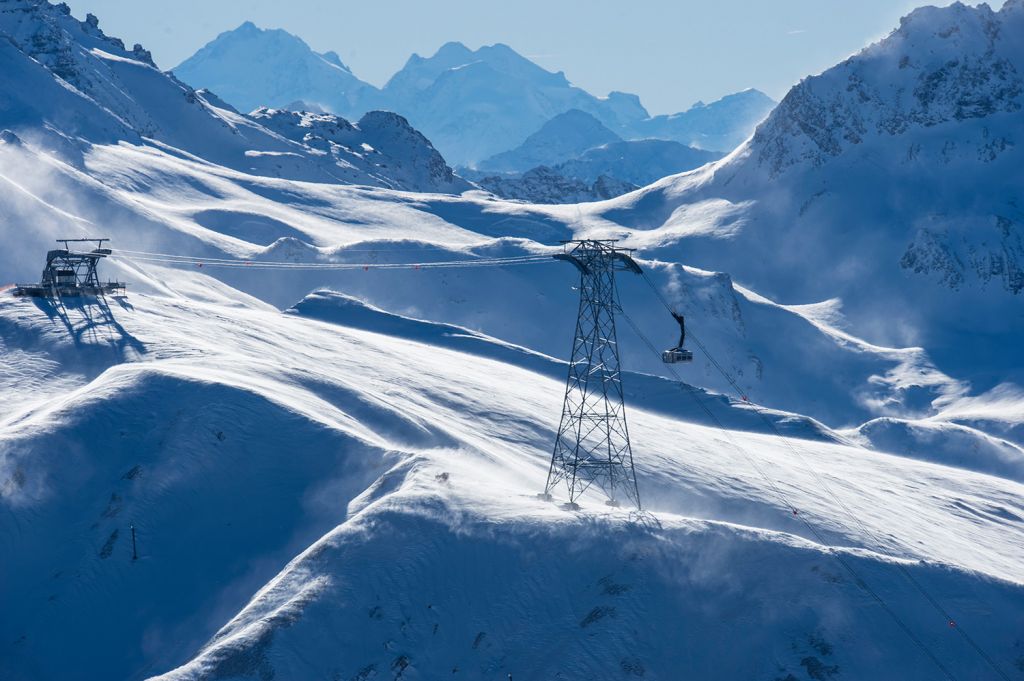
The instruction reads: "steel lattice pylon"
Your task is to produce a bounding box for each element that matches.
[543,240,643,509]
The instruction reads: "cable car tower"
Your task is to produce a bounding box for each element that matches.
[543,239,643,509]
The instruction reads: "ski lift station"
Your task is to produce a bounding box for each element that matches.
[14,238,126,298]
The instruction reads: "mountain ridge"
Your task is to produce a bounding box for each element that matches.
[170,27,776,165]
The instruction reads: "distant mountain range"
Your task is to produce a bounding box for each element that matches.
[172,25,775,167]
[467,110,725,203]
[469,167,639,204]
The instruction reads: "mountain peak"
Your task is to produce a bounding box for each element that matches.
[320,50,350,72]
[434,41,473,58]
[476,108,622,172]
[480,42,518,56]
[174,21,377,117]
[547,108,613,127]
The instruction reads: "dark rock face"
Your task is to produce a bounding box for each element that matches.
[475,166,637,204]
[249,108,467,192]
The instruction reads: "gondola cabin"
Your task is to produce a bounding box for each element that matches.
[662,347,694,363]
[662,311,694,364]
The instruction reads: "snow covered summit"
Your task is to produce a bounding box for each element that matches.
[754,0,1024,176]
[173,21,380,118]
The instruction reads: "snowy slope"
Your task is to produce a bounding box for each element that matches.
[13,111,1015,452]
[172,21,380,118]
[0,133,976,431]
[2,276,1023,680]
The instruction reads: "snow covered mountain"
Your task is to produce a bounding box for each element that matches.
[249,108,470,193]
[3,123,1023,678]
[173,21,379,119]
[379,42,650,165]
[0,0,466,193]
[3,2,1024,680]
[475,109,623,173]
[632,88,777,151]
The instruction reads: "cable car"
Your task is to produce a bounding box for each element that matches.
[662,312,693,364]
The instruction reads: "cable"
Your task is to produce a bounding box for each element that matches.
[619,309,961,681]
[636,269,1012,681]
[114,247,545,262]
[112,249,551,266]
[109,250,553,272]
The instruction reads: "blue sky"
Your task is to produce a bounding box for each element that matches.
[66,0,978,114]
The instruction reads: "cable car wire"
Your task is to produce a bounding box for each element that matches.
[109,249,554,271]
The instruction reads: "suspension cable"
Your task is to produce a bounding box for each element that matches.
[636,268,1011,681]
[109,249,554,271]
